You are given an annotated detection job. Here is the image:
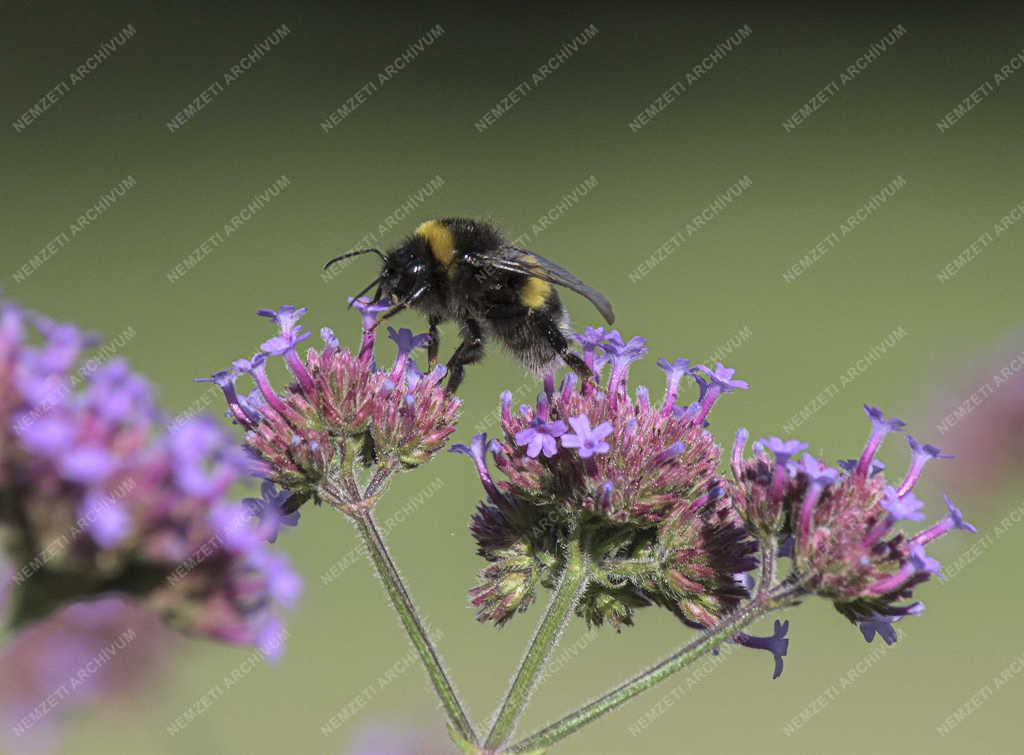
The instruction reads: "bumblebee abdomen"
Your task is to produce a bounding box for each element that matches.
[488,293,569,372]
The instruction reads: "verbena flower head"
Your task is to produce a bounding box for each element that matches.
[460,328,756,631]
[202,301,459,515]
[729,405,973,644]
[0,300,299,655]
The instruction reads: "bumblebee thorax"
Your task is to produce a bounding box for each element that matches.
[415,219,457,266]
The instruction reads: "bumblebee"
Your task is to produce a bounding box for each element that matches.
[324,217,615,393]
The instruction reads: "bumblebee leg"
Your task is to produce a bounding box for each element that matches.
[369,286,428,330]
[372,301,406,327]
[446,318,485,394]
[534,313,594,382]
[427,315,442,369]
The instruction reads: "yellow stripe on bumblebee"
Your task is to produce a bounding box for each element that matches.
[415,219,456,266]
[520,276,553,308]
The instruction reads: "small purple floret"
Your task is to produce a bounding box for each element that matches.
[387,327,431,356]
[696,363,749,392]
[81,493,131,549]
[735,619,790,679]
[451,433,503,502]
[864,405,906,433]
[909,543,942,577]
[763,437,808,464]
[838,458,885,476]
[897,435,954,496]
[242,481,300,543]
[855,405,905,479]
[348,297,390,319]
[257,305,308,337]
[560,414,613,459]
[881,487,926,522]
[859,613,901,645]
[514,419,567,458]
[944,495,976,534]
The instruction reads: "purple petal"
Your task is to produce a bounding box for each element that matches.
[762,437,808,463]
[81,492,132,548]
[735,619,789,679]
[863,405,906,433]
[907,435,954,460]
[881,487,926,522]
[943,495,976,534]
[17,416,75,456]
[908,543,942,576]
[61,446,115,484]
[696,362,749,391]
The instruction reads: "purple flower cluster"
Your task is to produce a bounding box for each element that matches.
[201,300,460,514]
[0,300,299,654]
[729,405,974,643]
[458,328,756,634]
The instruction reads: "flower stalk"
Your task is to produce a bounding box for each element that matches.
[757,535,778,598]
[351,505,478,745]
[485,533,589,749]
[509,577,801,753]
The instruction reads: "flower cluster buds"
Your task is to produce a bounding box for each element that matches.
[729,405,974,643]
[458,328,755,633]
[202,301,460,515]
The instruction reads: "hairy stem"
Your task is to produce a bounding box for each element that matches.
[364,461,396,500]
[484,536,589,750]
[352,510,477,744]
[508,581,801,753]
[758,536,778,596]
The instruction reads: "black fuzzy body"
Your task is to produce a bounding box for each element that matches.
[375,217,595,391]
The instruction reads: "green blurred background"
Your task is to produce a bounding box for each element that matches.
[3,2,1023,753]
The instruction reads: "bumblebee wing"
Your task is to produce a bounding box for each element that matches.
[475,246,615,324]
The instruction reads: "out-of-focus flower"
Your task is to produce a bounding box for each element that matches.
[1,553,12,618]
[242,480,301,543]
[0,595,177,754]
[459,329,756,637]
[928,335,1024,495]
[729,405,974,644]
[202,301,460,516]
[0,299,299,656]
[345,718,451,754]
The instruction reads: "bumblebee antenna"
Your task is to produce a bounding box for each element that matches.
[348,276,383,307]
[323,248,384,271]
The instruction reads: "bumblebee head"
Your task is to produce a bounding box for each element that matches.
[323,221,444,309]
[380,238,431,300]
[322,247,386,304]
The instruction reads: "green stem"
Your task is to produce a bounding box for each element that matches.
[353,510,477,745]
[508,582,802,753]
[600,557,659,580]
[484,536,589,750]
